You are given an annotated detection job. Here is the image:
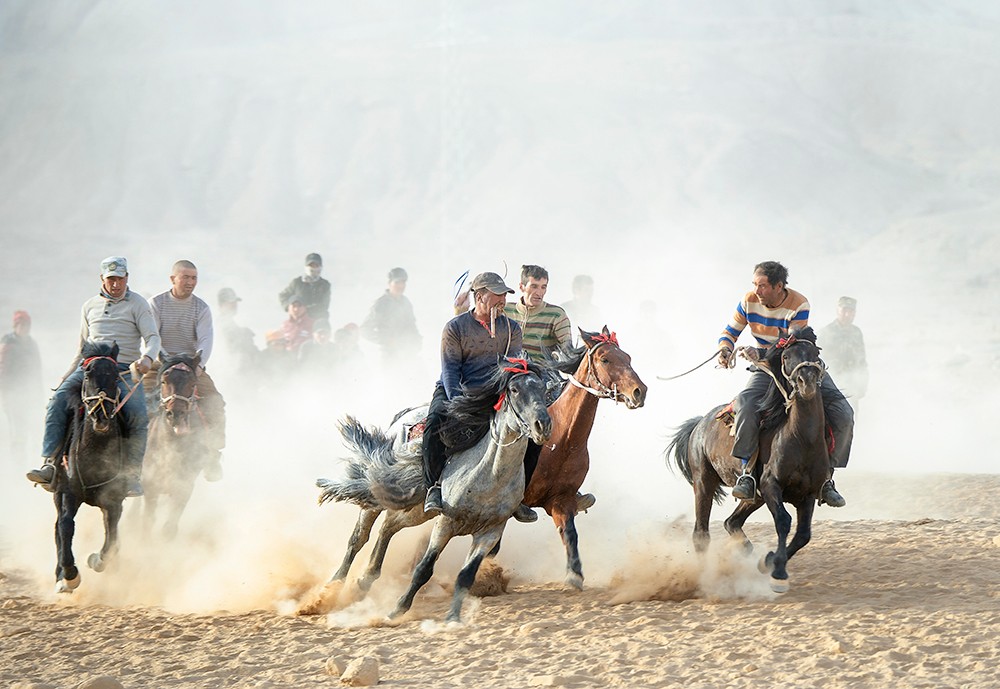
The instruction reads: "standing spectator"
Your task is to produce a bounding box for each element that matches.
[819,296,869,411]
[361,267,422,364]
[279,252,330,321]
[561,274,603,335]
[281,296,314,353]
[0,310,42,461]
[216,287,258,375]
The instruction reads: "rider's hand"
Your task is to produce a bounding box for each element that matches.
[740,346,760,363]
[134,355,152,376]
[717,347,733,368]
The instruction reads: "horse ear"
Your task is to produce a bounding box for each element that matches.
[111,341,119,360]
[601,325,610,336]
[158,350,167,363]
[579,327,596,348]
[194,349,203,368]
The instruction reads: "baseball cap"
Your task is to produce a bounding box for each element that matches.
[100,256,128,278]
[13,310,31,325]
[388,267,408,282]
[217,287,241,304]
[837,296,858,309]
[470,271,514,295]
[305,253,323,266]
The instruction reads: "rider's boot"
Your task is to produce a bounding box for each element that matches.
[203,450,224,482]
[424,483,443,515]
[576,492,596,512]
[124,437,144,498]
[513,503,537,523]
[819,479,846,507]
[26,457,57,492]
[732,473,757,501]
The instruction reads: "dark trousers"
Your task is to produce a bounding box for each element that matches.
[421,384,449,487]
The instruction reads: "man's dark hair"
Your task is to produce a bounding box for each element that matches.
[753,261,788,287]
[172,259,197,273]
[520,264,549,284]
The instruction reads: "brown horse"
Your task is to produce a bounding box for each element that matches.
[667,327,835,592]
[523,326,647,588]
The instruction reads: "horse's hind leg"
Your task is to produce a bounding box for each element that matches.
[389,519,454,620]
[447,527,505,623]
[358,506,429,592]
[552,506,584,589]
[54,493,82,592]
[328,507,381,583]
[723,499,764,553]
[88,502,123,573]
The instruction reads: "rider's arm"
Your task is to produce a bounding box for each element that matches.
[134,298,161,372]
[440,320,464,399]
[196,300,213,366]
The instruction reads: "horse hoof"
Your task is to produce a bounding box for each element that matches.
[87,553,105,572]
[757,552,774,574]
[565,572,584,590]
[56,574,81,594]
[769,576,790,594]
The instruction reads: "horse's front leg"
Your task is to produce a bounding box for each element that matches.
[54,492,82,593]
[358,505,430,592]
[88,501,123,573]
[162,479,197,541]
[552,504,584,589]
[784,500,816,562]
[759,483,792,593]
[447,525,505,623]
[388,518,454,620]
[328,507,381,583]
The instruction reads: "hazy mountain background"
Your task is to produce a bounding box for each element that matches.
[0,1,997,608]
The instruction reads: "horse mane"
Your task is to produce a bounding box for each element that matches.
[439,358,546,454]
[758,326,826,433]
[157,352,200,385]
[80,340,118,360]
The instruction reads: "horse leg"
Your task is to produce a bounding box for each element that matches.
[54,493,82,593]
[447,527,505,623]
[141,492,158,537]
[785,500,815,562]
[88,501,123,573]
[552,506,584,589]
[723,499,764,553]
[691,479,716,554]
[162,479,197,541]
[759,487,792,593]
[328,507,381,583]
[388,519,454,620]
[358,506,429,592]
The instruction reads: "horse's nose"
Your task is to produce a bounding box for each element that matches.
[631,386,646,408]
[534,415,553,440]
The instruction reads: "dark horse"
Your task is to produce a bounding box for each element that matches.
[523,326,647,589]
[52,341,132,593]
[667,327,836,592]
[142,352,208,539]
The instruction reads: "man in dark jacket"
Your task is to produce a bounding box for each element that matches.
[278,253,330,321]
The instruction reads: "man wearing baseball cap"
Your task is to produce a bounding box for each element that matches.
[27,256,160,497]
[421,271,537,522]
[278,252,331,321]
[0,310,42,461]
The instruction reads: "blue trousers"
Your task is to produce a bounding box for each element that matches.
[41,364,148,469]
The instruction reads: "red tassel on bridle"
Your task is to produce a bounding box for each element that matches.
[495,357,531,410]
[592,332,619,346]
[777,334,797,349]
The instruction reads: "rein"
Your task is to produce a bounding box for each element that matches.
[159,362,199,411]
[491,359,536,446]
[562,336,622,404]
[755,341,826,412]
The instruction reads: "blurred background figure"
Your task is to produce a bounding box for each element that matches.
[562,274,603,337]
[819,296,869,414]
[279,252,330,321]
[216,287,258,376]
[281,295,314,353]
[361,267,422,366]
[299,318,336,372]
[0,310,42,462]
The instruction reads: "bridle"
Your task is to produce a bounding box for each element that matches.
[80,356,125,419]
[759,335,826,411]
[491,358,540,446]
[563,332,634,407]
[159,361,199,412]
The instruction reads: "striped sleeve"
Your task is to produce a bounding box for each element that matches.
[719,298,749,350]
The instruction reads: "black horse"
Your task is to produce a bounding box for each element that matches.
[53,341,133,593]
[141,352,208,540]
[667,327,837,592]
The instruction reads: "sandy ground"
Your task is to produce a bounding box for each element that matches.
[2,470,998,689]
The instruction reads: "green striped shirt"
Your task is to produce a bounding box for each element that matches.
[504,300,572,362]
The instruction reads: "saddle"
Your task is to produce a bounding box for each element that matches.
[715,400,835,454]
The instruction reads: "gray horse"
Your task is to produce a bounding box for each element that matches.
[317,358,552,622]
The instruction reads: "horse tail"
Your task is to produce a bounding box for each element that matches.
[666,416,701,485]
[316,416,424,510]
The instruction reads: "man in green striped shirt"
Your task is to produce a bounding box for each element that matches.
[504,264,573,364]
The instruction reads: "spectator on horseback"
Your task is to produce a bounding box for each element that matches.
[504,264,573,364]
[422,271,536,522]
[281,295,314,353]
[279,252,330,321]
[0,310,43,461]
[216,287,258,375]
[26,256,160,497]
[717,260,853,507]
[819,296,869,414]
[147,260,227,482]
[361,267,422,364]
[561,274,603,336]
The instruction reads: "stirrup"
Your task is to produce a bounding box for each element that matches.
[732,473,757,501]
[818,479,846,508]
[423,484,443,514]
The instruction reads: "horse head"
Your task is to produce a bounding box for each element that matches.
[578,326,647,409]
[767,327,825,402]
[157,351,201,435]
[80,341,121,434]
[497,357,552,444]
